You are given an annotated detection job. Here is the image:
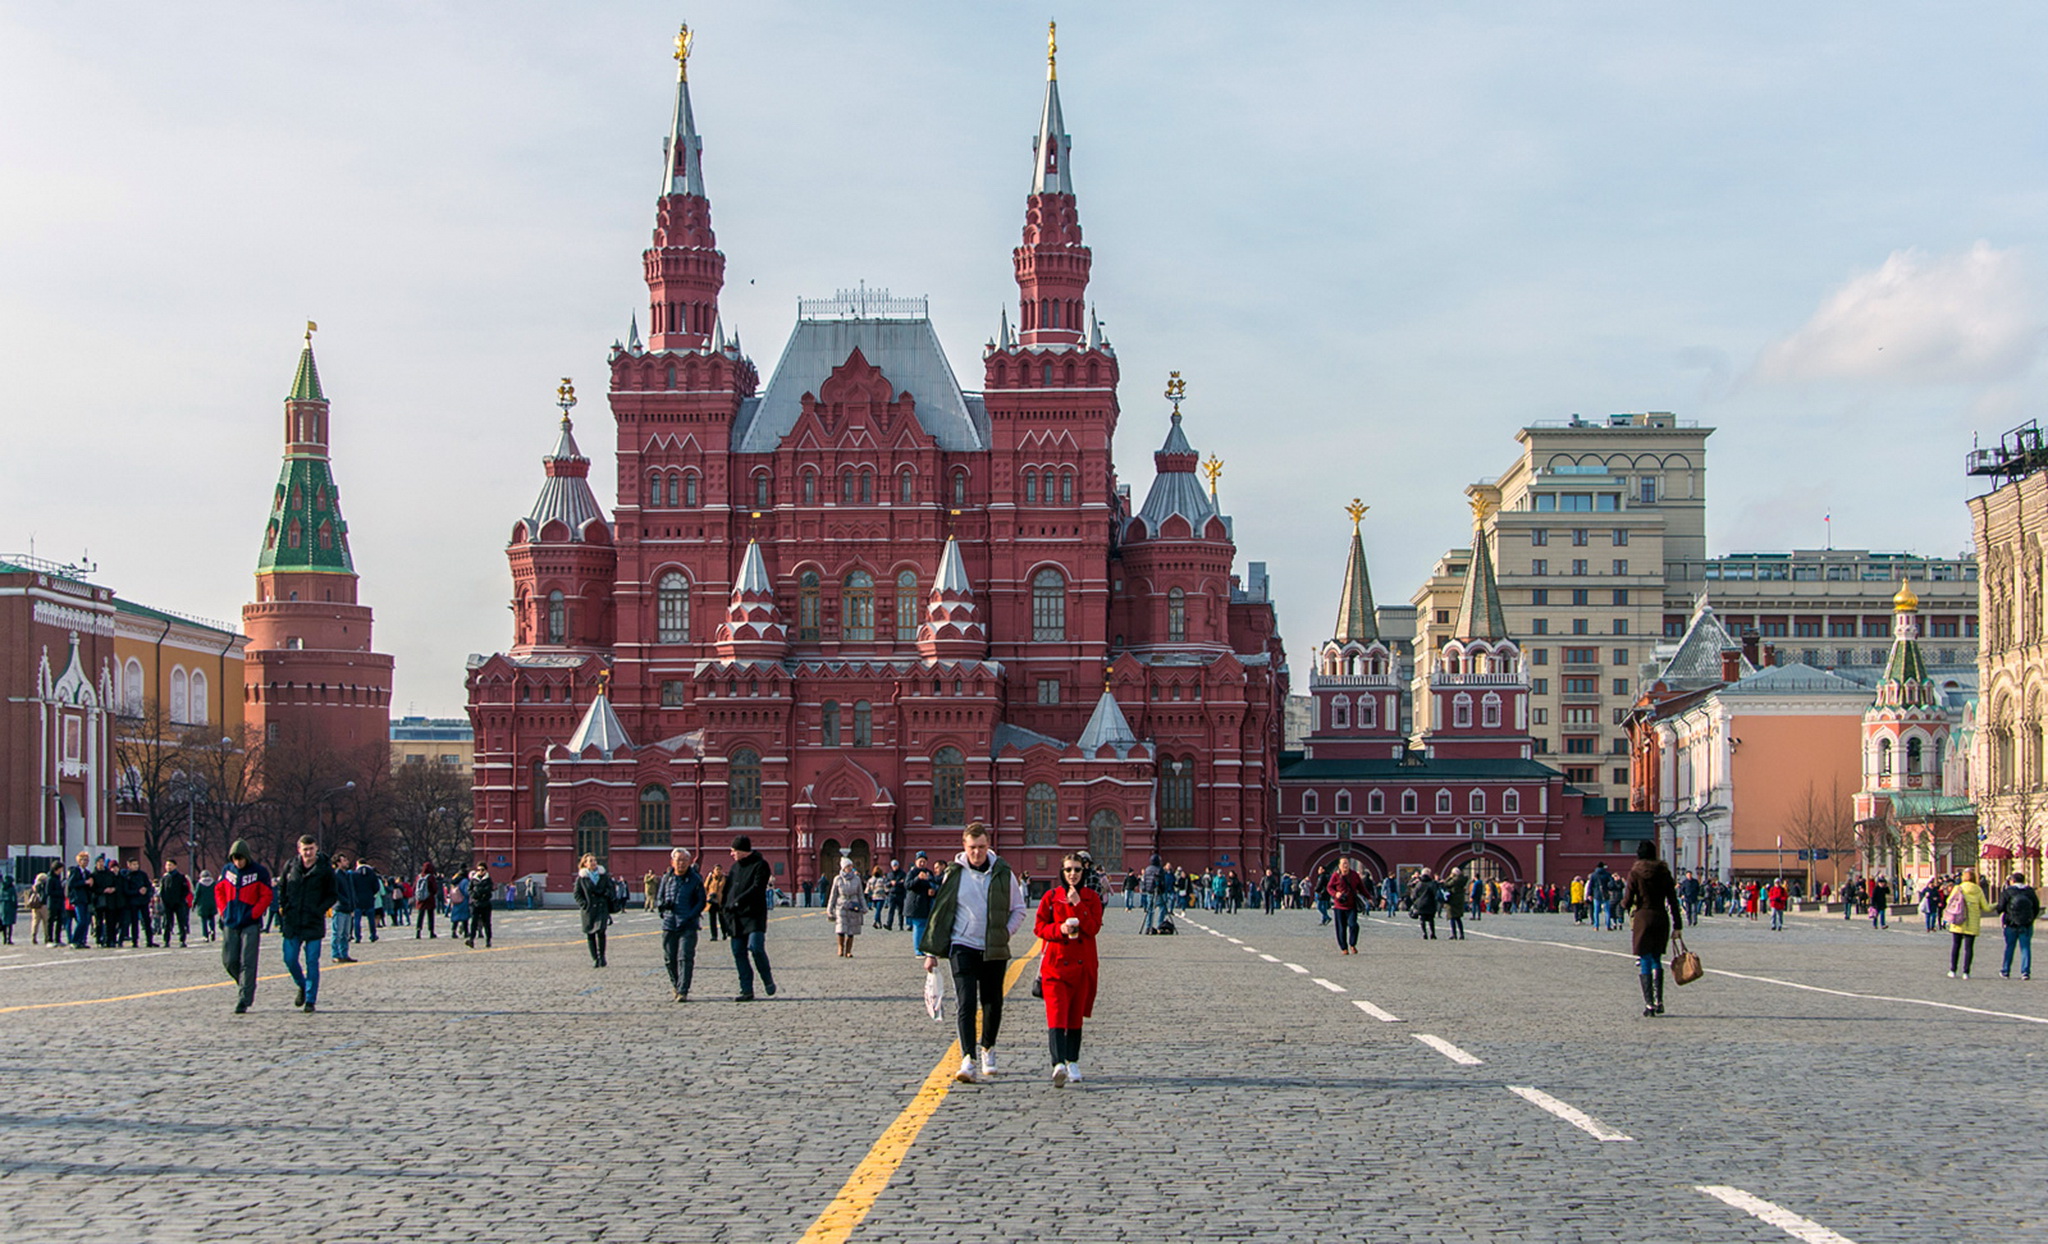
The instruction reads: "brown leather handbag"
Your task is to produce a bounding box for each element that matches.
[1671,933,1703,985]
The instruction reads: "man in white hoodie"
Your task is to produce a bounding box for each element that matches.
[921,823,1028,1083]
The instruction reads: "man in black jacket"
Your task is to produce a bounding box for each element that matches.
[159,860,192,948]
[656,848,707,1001]
[120,859,153,947]
[276,836,337,1013]
[328,851,359,962]
[722,836,777,1002]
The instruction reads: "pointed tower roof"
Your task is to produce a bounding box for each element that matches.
[1879,580,1933,693]
[936,535,971,593]
[1076,689,1139,756]
[1333,500,1379,643]
[1133,375,1224,538]
[715,540,788,662]
[627,312,643,353]
[290,337,325,401]
[522,381,608,544]
[736,538,771,594]
[920,536,987,660]
[258,327,355,575]
[1451,495,1510,642]
[567,678,632,758]
[662,23,706,198]
[1032,22,1074,196]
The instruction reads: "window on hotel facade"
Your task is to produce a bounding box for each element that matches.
[932,746,966,825]
[728,749,762,826]
[1033,568,1067,640]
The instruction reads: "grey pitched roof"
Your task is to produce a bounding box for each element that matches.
[936,536,971,593]
[1031,75,1073,195]
[566,690,632,757]
[1722,662,1873,698]
[736,539,770,594]
[1453,525,1509,641]
[1656,604,1751,688]
[1279,755,1563,780]
[661,72,705,197]
[1132,414,1223,538]
[1076,690,1140,756]
[732,317,988,453]
[523,418,607,543]
[1333,524,1378,643]
[994,722,1066,753]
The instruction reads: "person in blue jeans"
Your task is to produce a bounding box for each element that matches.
[275,836,336,1013]
[722,836,777,1001]
[1997,872,2038,980]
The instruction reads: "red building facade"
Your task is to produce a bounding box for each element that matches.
[1277,503,1631,888]
[466,38,1285,894]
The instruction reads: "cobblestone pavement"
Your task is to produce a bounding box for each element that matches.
[1,901,2040,1242]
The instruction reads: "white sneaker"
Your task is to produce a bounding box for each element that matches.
[955,1056,980,1083]
[978,1047,998,1078]
[1066,1061,1082,1083]
[1962,972,1970,980]
[1051,1062,1069,1087]
[1947,970,1956,978]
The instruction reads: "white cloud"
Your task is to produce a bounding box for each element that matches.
[1758,242,2040,384]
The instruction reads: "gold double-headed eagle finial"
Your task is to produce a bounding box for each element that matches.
[304,320,317,344]
[1164,370,1186,416]
[1346,498,1368,528]
[557,377,577,424]
[1048,20,1058,80]
[1469,492,1498,530]
[1202,454,1223,497]
[597,666,612,697]
[675,22,693,81]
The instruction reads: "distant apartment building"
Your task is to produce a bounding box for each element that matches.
[390,716,475,775]
[1414,412,1976,807]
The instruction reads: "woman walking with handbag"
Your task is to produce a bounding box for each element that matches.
[1945,866,1992,979]
[826,858,866,957]
[1036,852,1103,1086]
[1622,839,1684,1017]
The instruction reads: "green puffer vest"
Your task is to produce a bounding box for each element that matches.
[920,858,1013,961]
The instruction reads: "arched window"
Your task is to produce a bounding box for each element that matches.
[753,473,770,508]
[1503,790,1520,814]
[841,469,856,504]
[1368,790,1385,814]
[822,700,841,747]
[896,570,919,641]
[123,659,144,716]
[843,571,875,641]
[638,785,672,845]
[1436,790,1454,815]
[802,469,816,505]
[798,572,821,640]
[1061,471,1073,505]
[1160,756,1196,828]
[1906,736,1924,777]
[1453,694,1473,729]
[728,748,762,826]
[1469,789,1486,814]
[667,473,681,507]
[899,470,915,504]
[1024,469,1038,504]
[1335,790,1352,814]
[932,746,966,825]
[683,472,698,508]
[860,469,873,503]
[1359,694,1377,729]
[1481,694,1501,729]
[656,572,690,643]
[1088,809,1124,864]
[189,671,208,725]
[1025,782,1058,845]
[853,700,873,747]
[648,471,663,508]
[1032,568,1067,641]
[1401,790,1418,815]
[546,590,566,644]
[576,810,610,865]
[1331,696,1350,729]
[1168,587,1187,642]
[1303,791,1320,814]
[1878,737,1894,778]
[952,470,967,507]
[169,667,189,724]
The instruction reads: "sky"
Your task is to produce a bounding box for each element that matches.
[4,2,2044,718]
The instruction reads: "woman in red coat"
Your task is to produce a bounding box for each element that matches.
[1035,853,1104,1087]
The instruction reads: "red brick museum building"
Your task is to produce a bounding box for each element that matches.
[466,37,1286,893]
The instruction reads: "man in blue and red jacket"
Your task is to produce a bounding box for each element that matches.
[215,840,274,1014]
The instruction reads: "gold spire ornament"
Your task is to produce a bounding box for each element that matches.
[1469,492,1498,530]
[1047,20,1057,80]
[557,377,577,425]
[1346,498,1368,528]
[1165,370,1186,416]
[597,666,612,697]
[304,320,317,344]
[674,22,693,81]
[1202,454,1223,497]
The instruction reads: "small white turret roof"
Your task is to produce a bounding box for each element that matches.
[1076,689,1137,755]
[936,536,971,594]
[567,689,632,758]
[736,539,771,594]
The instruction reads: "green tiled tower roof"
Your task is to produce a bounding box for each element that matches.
[1453,501,1510,642]
[290,342,325,401]
[1332,506,1379,643]
[257,339,354,574]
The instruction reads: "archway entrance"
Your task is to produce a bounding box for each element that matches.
[1087,810,1123,869]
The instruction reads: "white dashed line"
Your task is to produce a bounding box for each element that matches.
[1351,999,1401,1022]
[1695,1186,1859,1244]
[1506,1086,1633,1142]
[1241,946,1260,954]
[1413,1033,1483,1065]
[0,950,178,972]
[1258,954,1281,963]
[1283,962,1309,974]
[1225,938,1242,945]
[1310,978,1346,993]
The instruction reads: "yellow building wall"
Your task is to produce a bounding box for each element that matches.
[110,620,247,737]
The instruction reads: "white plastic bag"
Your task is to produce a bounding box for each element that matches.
[923,968,945,1021]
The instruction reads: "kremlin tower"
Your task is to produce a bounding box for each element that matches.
[242,326,394,751]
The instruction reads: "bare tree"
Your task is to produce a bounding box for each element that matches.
[111,701,200,874]
[250,728,357,871]
[328,742,396,867]
[387,762,474,878]
[1786,776,1858,892]
[188,726,265,875]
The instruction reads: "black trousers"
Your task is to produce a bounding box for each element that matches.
[662,926,698,995]
[415,905,436,937]
[469,907,492,946]
[166,907,189,944]
[948,946,1010,1054]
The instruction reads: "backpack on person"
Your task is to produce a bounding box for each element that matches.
[1943,887,1970,926]
[2004,887,2039,928]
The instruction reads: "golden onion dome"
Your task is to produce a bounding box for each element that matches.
[1893,581,1919,612]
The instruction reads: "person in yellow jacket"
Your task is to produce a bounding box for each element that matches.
[1570,876,1587,923]
[1945,867,1993,979]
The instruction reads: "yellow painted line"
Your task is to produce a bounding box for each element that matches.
[798,941,1042,1244]
[0,910,821,1015]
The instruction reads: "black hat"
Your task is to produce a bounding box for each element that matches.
[730,835,752,852]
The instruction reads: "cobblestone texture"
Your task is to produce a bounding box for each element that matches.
[1,902,2039,1241]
